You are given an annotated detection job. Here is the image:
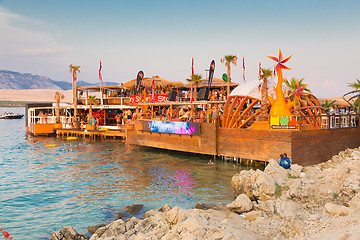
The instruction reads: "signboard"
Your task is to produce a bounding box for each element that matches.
[270,116,299,130]
[130,94,169,104]
[142,120,201,136]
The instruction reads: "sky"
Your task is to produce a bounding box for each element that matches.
[0,0,359,97]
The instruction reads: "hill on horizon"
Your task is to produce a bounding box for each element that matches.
[0,70,119,90]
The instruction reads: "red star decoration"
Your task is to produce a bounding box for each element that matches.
[290,81,308,98]
[268,49,292,71]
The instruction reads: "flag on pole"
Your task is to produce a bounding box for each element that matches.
[136,71,144,93]
[242,57,246,82]
[151,78,155,102]
[191,57,194,102]
[99,60,103,83]
[273,67,276,78]
[258,62,262,79]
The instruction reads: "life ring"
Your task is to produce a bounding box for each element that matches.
[45,144,57,147]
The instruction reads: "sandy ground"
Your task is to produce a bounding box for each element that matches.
[0,89,73,103]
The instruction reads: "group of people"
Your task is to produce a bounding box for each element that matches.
[37,111,48,124]
[115,109,134,128]
[139,104,223,123]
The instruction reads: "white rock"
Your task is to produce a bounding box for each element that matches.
[349,192,360,209]
[275,200,304,218]
[264,159,289,186]
[166,206,187,225]
[251,169,276,201]
[245,211,263,221]
[324,202,351,216]
[227,194,253,213]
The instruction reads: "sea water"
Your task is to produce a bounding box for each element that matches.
[0,107,259,239]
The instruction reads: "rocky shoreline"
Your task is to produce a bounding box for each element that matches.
[52,147,360,240]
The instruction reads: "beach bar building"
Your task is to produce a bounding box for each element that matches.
[25,51,360,166]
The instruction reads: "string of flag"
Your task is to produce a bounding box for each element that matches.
[242,57,246,82]
[191,57,194,102]
[99,60,103,84]
[258,62,262,79]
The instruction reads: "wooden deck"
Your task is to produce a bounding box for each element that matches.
[126,120,360,166]
[56,128,126,140]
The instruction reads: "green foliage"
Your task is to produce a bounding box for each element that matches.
[287,173,301,179]
[88,95,97,103]
[220,55,238,68]
[275,183,290,197]
[322,100,336,113]
[344,78,360,101]
[223,55,238,64]
[275,183,282,197]
[343,97,360,114]
[260,68,273,81]
[186,73,202,83]
[333,193,339,199]
[348,78,360,90]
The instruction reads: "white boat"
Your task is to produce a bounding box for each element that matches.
[0,111,24,119]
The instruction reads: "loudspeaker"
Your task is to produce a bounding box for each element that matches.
[168,90,177,101]
[197,88,209,100]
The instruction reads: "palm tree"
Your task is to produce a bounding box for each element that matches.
[322,100,336,114]
[54,91,64,123]
[284,77,311,115]
[88,95,97,116]
[344,97,360,114]
[344,78,360,101]
[220,55,237,98]
[186,73,202,101]
[69,64,80,118]
[259,68,273,117]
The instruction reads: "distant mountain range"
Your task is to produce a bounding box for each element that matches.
[0,70,119,90]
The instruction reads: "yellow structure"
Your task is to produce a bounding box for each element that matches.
[267,49,294,117]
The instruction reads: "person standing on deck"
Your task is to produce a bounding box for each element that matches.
[115,113,122,128]
[212,106,219,124]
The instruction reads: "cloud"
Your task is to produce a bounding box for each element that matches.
[18,48,69,56]
[0,7,68,54]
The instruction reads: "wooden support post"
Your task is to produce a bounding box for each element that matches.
[170,104,173,121]
[151,105,154,120]
[191,104,194,120]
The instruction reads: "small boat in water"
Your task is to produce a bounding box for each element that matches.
[0,111,24,119]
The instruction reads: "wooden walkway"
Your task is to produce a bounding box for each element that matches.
[56,128,126,140]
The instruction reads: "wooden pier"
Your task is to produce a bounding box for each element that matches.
[56,128,126,140]
[126,119,360,166]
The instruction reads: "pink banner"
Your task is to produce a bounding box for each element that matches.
[130,94,169,104]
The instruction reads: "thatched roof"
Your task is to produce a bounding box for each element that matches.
[121,76,184,89]
[184,77,239,89]
[318,96,353,108]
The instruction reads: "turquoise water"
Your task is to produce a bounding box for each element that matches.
[0,107,256,239]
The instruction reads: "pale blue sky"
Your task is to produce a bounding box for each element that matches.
[0,0,359,97]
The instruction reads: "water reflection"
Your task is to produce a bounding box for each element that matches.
[1,111,263,240]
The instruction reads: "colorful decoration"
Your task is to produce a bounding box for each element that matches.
[267,49,294,117]
[1,227,12,239]
[289,80,308,102]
